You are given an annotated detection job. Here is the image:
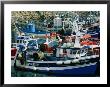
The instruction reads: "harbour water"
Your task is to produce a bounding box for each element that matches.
[11,66,55,77]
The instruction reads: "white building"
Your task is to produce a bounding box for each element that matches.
[54,15,62,28]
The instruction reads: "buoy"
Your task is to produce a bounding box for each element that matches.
[33,67,37,70]
[72,59,79,63]
[64,60,71,64]
[46,67,50,71]
[56,61,63,65]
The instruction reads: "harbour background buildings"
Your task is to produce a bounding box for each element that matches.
[11,11,99,43]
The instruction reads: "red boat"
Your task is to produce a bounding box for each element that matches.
[11,48,17,58]
[11,48,18,66]
[80,40,97,46]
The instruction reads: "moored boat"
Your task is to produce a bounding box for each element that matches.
[14,44,99,76]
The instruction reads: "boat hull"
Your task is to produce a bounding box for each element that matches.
[14,62,99,76]
[49,63,98,76]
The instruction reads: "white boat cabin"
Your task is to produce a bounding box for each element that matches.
[16,36,31,46]
[56,47,87,58]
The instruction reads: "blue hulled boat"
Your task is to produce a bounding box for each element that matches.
[14,45,100,76]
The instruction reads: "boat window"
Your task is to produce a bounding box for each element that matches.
[80,50,84,53]
[87,49,93,55]
[72,51,76,54]
[77,50,80,54]
[13,44,16,46]
[70,50,72,54]
[23,40,27,43]
[11,44,14,47]
[85,49,88,52]
[63,49,67,53]
[20,40,22,43]
[21,37,24,39]
[17,40,19,43]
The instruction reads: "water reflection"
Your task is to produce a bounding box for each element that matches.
[11,66,54,77]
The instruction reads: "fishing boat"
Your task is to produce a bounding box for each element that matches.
[13,35,100,76]
[14,47,99,76]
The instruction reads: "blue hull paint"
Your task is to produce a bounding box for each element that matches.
[50,63,97,76]
[15,62,99,76]
[31,63,98,76]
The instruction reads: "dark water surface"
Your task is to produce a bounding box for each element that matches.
[11,66,55,77]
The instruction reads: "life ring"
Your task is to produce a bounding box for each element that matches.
[56,61,63,65]
[64,60,71,64]
[71,59,79,63]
